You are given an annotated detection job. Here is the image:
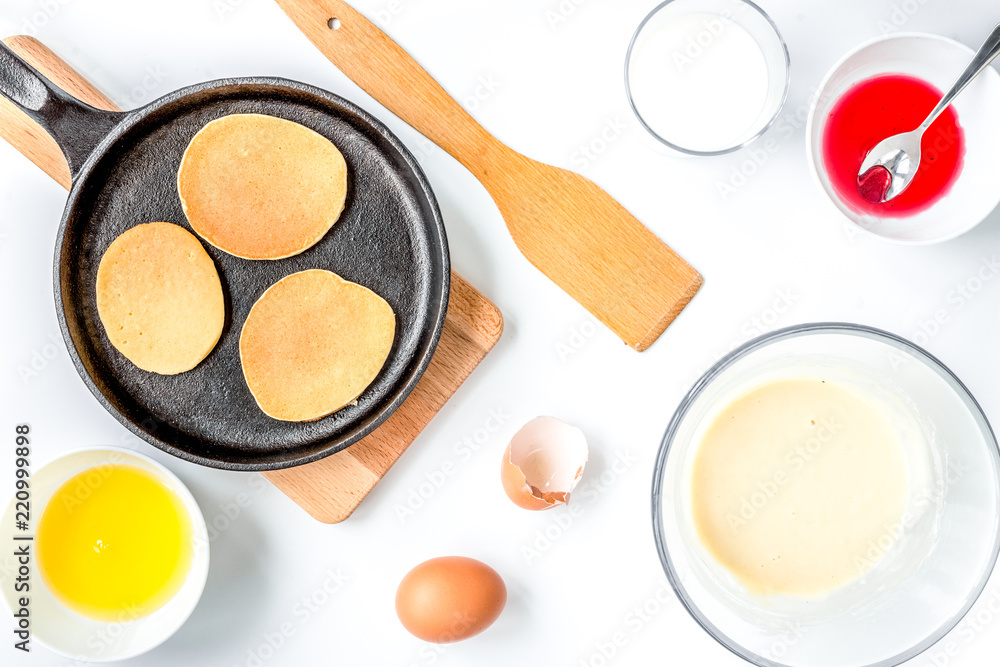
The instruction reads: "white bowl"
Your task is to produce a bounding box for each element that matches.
[653,324,1000,667]
[806,33,1000,244]
[0,447,209,662]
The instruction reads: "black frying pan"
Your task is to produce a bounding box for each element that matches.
[0,44,449,471]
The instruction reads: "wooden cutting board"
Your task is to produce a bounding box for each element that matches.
[0,35,504,524]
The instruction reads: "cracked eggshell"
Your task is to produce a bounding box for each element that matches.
[500,416,589,511]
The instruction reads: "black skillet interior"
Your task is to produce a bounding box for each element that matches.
[55,79,449,471]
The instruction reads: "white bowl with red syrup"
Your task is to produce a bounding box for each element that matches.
[806,33,1000,244]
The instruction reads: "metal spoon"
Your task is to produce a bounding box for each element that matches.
[858,23,1000,203]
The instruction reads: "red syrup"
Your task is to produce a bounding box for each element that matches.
[821,74,965,218]
[858,165,893,203]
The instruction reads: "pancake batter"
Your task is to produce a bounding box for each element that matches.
[691,379,908,597]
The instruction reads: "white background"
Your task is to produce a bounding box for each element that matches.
[2,0,1000,665]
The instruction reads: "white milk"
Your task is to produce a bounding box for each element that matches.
[628,11,770,153]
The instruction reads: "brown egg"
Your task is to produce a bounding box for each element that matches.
[395,556,507,643]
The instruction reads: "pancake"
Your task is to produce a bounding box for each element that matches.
[177,113,348,260]
[240,269,396,422]
[96,222,225,375]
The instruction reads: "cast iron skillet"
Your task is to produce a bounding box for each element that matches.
[0,44,449,471]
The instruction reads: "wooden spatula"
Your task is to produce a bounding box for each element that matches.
[275,0,703,351]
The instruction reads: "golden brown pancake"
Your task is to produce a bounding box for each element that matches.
[96,222,225,375]
[240,269,396,422]
[177,113,348,260]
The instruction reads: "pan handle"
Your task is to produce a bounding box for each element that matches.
[0,41,121,180]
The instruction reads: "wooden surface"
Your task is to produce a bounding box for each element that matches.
[275,0,703,351]
[0,35,504,523]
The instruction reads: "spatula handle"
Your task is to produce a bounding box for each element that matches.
[274,0,505,177]
[920,23,1000,132]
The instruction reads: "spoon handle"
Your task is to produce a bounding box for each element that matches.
[921,23,1000,131]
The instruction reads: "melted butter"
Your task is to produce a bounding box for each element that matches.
[37,464,193,622]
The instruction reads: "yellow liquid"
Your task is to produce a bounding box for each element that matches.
[37,463,194,622]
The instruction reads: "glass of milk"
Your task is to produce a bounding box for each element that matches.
[625,0,790,155]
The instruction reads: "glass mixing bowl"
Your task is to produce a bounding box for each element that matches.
[652,323,1000,667]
